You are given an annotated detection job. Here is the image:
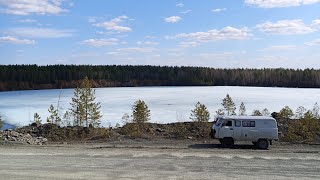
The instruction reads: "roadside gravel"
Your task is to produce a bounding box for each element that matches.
[1,140,320,179]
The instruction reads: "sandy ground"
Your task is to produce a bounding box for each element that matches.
[1,140,320,180]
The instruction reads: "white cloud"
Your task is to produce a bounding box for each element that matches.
[312,19,320,28]
[168,26,251,42]
[211,8,226,13]
[305,39,320,46]
[164,16,182,23]
[145,36,157,39]
[137,41,159,45]
[117,47,157,53]
[259,45,297,51]
[106,51,120,55]
[81,38,119,47]
[180,10,192,14]
[0,36,35,44]
[8,27,74,38]
[94,16,132,32]
[245,0,320,8]
[0,0,69,15]
[256,19,315,35]
[178,41,199,48]
[176,3,184,7]
[17,19,37,23]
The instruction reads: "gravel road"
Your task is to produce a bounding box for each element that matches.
[1,140,320,179]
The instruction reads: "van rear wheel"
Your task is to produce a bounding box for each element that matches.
[222,137,234,148]
[257,139,269,149]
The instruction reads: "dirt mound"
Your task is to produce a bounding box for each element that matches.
[119,122,213,140]
[15,122,213,143]
[17,123,112,142]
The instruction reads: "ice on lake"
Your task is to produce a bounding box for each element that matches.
[0,86,320,127]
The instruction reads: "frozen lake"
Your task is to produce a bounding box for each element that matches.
[1,86,320,127]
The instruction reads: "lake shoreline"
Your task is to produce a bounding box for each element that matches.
[1,84,320,93]
[1,86,320,127]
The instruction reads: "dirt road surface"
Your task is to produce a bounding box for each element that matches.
[1,140,320,179]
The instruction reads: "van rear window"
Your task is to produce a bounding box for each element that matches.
[242,121,255,127]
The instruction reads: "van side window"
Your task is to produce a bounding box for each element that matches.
[242,121,255,127]
[235,120,241,127]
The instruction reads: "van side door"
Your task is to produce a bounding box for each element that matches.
[233,120,243,141]
[242,120,257,141]
[219,120,234,138]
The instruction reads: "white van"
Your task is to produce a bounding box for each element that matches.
[211,116,278,149]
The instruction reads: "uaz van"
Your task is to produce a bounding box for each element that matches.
[211,116,279,149]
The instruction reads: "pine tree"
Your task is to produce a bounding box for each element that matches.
[47,104,61,125]
[190,102,210,123]
[33,113,42,126]
[252,110,262,116]
[304,110,314,119]
[279,106,294,119]
[278,106,294,136]
[295,106,307,119]
[69,87,85,126]
[63,111,72,126]
[216,109,225,116]
[222,94,236,115]
[130,99,150,135]
[287,110,320,142]
[132,100,150,124]
[261,108,270,116]
[190,102,210,137]
[69,77,102,127]
[312,103,320,119]
[89,105,102,127]
[121,113,130,124]
[239,102,247,116]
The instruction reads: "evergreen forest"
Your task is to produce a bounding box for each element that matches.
[1,65,320,91]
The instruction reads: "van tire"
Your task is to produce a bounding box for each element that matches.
[219,139,223,144]
[257,139,269,149]
[222,137,234,148]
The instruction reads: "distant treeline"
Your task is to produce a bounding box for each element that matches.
[0,65,320,91]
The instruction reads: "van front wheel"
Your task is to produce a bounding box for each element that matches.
[222,137,234,148]
[257,139,269,149]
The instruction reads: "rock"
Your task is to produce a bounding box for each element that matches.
[0,129,47,145]
[187,136,193,140]
[11,131,20,137]
[156,128,165,133]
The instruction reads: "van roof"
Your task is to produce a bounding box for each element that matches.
[218,116,275,121]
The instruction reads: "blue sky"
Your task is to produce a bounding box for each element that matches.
[0,0,320,68]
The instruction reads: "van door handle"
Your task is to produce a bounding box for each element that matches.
[230,128,233,130]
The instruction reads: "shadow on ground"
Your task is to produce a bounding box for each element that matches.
[188,143,258,150]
